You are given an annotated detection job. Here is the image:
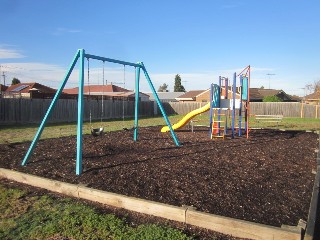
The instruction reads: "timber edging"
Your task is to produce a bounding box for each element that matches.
[0,168,303,240]
[305,131,320,240]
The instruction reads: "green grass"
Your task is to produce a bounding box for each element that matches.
[0,183,192,240]
[188,115,320,131]
[0,115,182,144]
[0,115,319,144]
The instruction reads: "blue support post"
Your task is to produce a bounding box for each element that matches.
[209,83,214,137]
[225,78,228,134]
[76,49,85,175]
[218,77,222,134]
[134,66,141,141]
[140,62,180,146]
[238,75,243,137]
[21,50,80,166]
[231,72,236,139]
[242,77,248,133]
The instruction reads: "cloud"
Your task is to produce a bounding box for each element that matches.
[0,46,25,59]
[51,28,82,36]
[0,62,305,97]
[1,62,76,87]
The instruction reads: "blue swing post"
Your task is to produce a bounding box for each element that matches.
[140,62,180,147]
[134,66,141,141]
[21,49,81,167]
[76,49,85,175]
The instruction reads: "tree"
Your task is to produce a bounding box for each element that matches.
[262,95,283,102]
[11,78,21,85]
[174,74,185,92]
[158,83,169,92]
[260,86,265,89]
[305,80,320,94]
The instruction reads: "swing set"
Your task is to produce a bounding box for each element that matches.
[21,49,180,175]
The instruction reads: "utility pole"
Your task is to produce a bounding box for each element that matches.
[2,71,6,86]
[266,73,275,89]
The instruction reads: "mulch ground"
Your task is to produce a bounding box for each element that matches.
[0,127,318,229]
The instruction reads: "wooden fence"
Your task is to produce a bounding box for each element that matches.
[0,99,154,124]
[161,102,320,119]
[1,99,319,125]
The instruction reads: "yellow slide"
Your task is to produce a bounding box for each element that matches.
[161,102,211,132]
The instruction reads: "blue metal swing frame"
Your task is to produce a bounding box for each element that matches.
[21,49,180,175]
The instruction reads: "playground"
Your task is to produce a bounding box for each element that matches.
[1,50,319,239]
[0,126,317,228]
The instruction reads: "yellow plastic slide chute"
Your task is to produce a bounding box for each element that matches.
[161,102,211,132]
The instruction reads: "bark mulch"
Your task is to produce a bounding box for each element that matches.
[0,127,318,230]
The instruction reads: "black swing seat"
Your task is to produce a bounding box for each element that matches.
[91,127,104,136]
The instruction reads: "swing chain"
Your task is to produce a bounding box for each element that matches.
[101,61,105,124]
[87,58,92,127]
[122,65,126,124]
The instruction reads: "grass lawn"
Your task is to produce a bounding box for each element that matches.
[0,183,192,240]
[0,115,319,144]
[0,115,182,144]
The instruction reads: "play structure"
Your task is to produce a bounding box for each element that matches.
[21,49,180,175]
[161,65,250,139]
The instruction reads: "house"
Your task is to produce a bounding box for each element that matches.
[63,84,150,101]
[176,88,241,102]
[176,88,299,103]
[0,84,8,97]
[4,82,59,99]
[304,91,320,105]
[249,88,299,102]
[0,84,8,92]
[146,92,185,102]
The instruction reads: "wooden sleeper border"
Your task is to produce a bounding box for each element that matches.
[0,168,304,240]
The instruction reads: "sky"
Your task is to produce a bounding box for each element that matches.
[0,0,319,96]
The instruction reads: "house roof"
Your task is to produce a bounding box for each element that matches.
[288,95,302,102]
[249,88,294,100]
[305,91,320,100]
[63,84,130,95]
[146,92,185,101]
[250,88,281,99]
[176,87,241,101]
[5,82,56,93]
[176,90,207,100]
[63,84,149,98]
[175,88,297,101]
